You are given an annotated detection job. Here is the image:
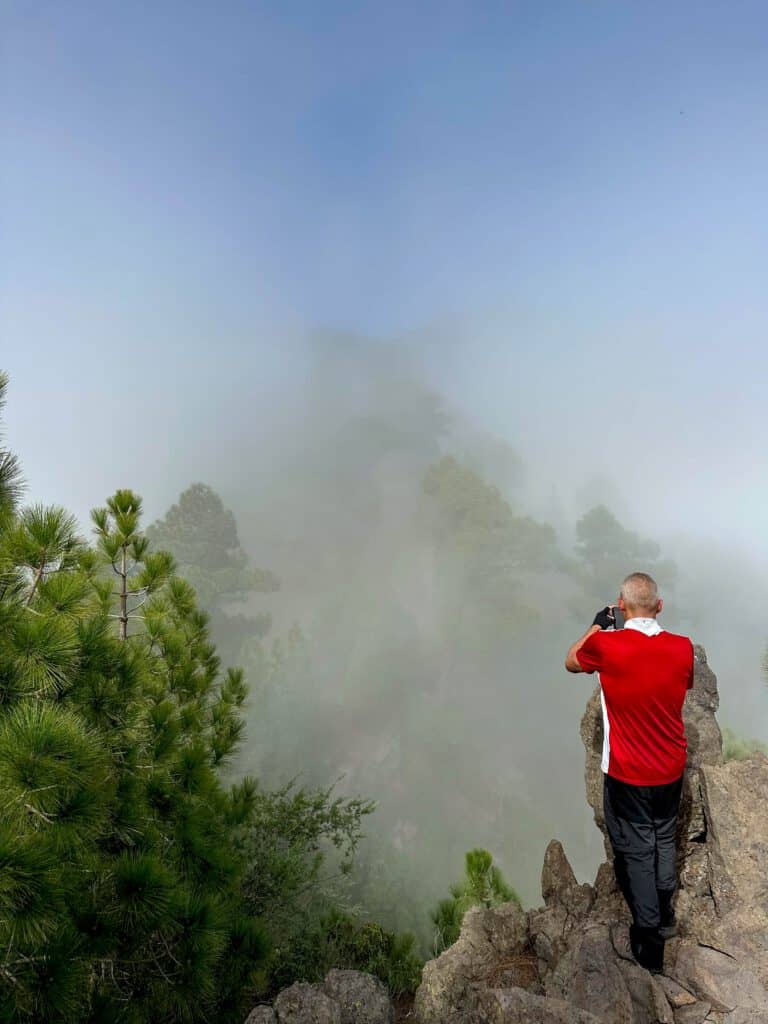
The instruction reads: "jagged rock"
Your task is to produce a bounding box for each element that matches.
[323,969,394,1024]
[541,839,578,904]
[674,1003,711,1024]
[273,982,341,1024]
[413,901,529,1024]
[685,647,722,770]
[700,755,768,914]
[542,921,680,1023]
[656,975,697,1007]
[580,687,610,855]
[475,985,602,1023]
[528,902,570,976]
[529,840,597,978]
[541,839,595,918]
[616,958,675,1024]
[724,1011,768,1024]
[672,944,768,1014]
[671,752,768,1000]
[244,1008,277,1024]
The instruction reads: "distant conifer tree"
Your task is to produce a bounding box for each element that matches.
[146,483,278,662]
[574,504,676,600]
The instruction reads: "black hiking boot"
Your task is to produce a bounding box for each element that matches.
[629,924,665,974]
[658,888,678,939]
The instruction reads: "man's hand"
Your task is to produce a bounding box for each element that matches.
[592,606,616,630]
[565,607,615,672]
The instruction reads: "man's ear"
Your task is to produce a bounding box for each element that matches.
[657,598,664,614]
[617,596,627,613]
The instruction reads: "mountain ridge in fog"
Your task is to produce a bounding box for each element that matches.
[142,331,768,944]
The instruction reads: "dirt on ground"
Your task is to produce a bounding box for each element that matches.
[393,992,416,1021]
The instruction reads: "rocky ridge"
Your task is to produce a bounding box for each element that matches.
[244,969,395,1024]
[414,645,768,1024]
[245,647,768,1023]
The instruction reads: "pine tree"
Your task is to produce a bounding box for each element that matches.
[575,504,676,600]
[430,848,519,955]
[0,379,269,1022]
[422,456,555,652]
[146,483,278,662]
[0,373,22,521]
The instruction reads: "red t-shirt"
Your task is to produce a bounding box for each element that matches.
[576,621,694,786]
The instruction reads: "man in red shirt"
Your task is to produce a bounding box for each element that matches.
[565,571,694,974]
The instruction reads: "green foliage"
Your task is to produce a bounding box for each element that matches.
[241,778,376,912]
[430,848,519,955]
[721,725,768,762]
[424,456,556,572]
[0,372,23,522]
[239,778,386,990]
[574,504,676,601]
[267,907,423,998]
[146,484,278,662]
[423,456,554,650]
[0,389,269,1024]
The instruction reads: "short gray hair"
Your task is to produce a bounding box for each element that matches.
[620,572,659,612]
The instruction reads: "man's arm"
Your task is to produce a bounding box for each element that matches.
[565,625,601,673]
[565,606,615,673]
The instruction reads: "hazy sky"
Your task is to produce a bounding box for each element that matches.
[2,1,767,556]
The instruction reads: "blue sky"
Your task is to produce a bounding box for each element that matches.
[2,1,768,552]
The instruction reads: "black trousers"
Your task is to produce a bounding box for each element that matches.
[603,773,683,930]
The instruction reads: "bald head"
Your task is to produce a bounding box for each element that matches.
[620,572,661,616]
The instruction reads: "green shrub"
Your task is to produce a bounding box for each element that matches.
[238,778,422,996]
[431,848,519,955]
[722,725,768,762]
[267,906,423,997]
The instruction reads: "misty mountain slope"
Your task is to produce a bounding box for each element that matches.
[198,374,606,935]
[148,338,768,948]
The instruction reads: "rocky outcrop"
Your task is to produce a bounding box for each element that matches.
[273,982,341,1024]
[244,648,768,1024]
[244,970,394,1024]
[475,985,602,1023]
[244,1008,278,1024]
[413,901,530,1023]
[412,645,768,1024]
[323,969,394,1024]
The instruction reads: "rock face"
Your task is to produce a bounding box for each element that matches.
[412,645,768,1024]
[244,970,394,1024]
[244,1008,278,1024]
[323,968,394,1024]
[273,982,341,1024]
[413,901,530,1023]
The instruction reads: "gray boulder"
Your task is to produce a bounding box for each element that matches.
[413,900,529,1024]
[655,975,698,1008]
[273,982,341,1024]
[323,969,394,1024]
[672,943,768,1014]
[673,1003,711,1024]
[685,646,723,770]
[244,1008,277,1024]
[545,925,674,1024]
[475,985,602,1023]
[724,1011,768,1024]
